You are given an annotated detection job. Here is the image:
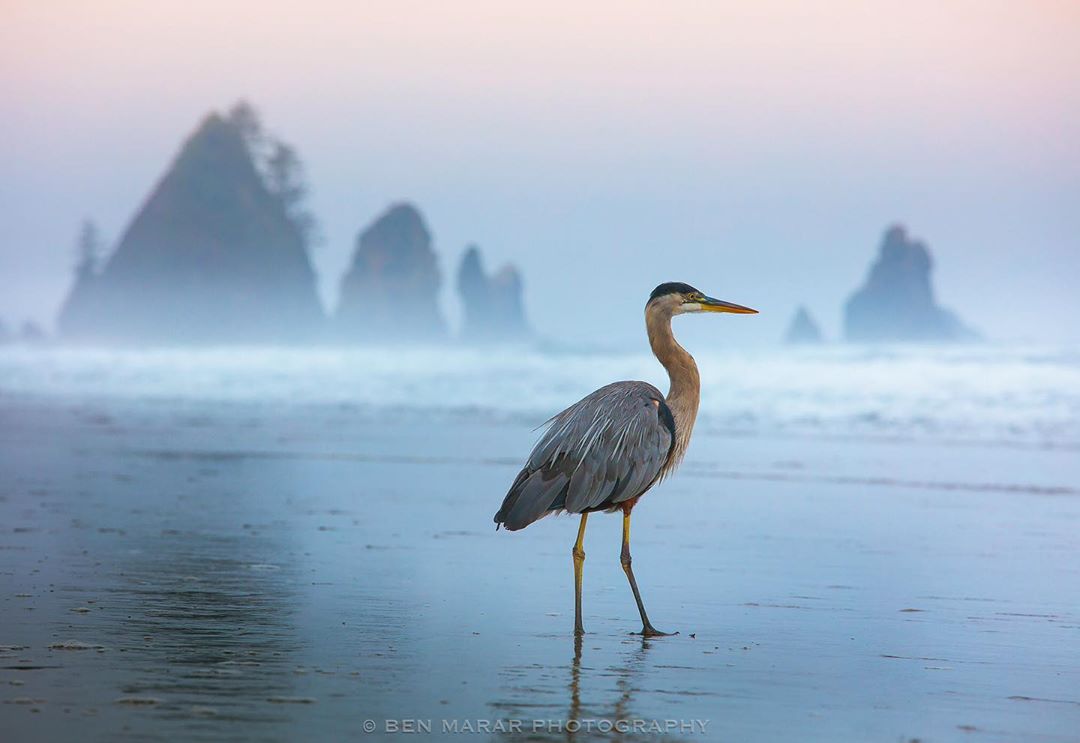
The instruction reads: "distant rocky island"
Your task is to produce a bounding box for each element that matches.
[52,103,531,347]
[336,203,446,342]
[456,245,530,343]
[0,319,45,345]
[58,107,324,344]
[42,103,984,349]
[784,306,824,344]
[844,225,977,343]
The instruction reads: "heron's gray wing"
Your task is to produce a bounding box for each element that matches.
[494,381,675,531]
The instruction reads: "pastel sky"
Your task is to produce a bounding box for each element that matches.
[2,0,1078,344]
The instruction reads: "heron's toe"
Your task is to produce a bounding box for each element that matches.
[635,625,677,638]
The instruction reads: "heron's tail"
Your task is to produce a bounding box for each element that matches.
[493,466,566,532]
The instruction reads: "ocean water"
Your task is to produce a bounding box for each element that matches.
[1,343,1078,447]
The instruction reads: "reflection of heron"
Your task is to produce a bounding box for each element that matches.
[495,283,757,635]
[565,635,650,743]
[491,635,668,743]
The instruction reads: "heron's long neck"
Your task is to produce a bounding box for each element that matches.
[646,309,700,466]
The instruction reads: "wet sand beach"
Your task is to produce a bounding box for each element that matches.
[2,391,1078,742]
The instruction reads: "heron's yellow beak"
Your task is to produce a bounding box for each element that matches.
[700,296,758,314]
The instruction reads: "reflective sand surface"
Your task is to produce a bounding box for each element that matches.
[2,397,1079,741]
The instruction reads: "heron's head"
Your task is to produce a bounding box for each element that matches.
[647,282,758,317]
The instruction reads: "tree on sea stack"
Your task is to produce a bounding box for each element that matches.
[228,101,320,249]
[56,220,105,340]
[75,220,102,279]
[260,140,319,249]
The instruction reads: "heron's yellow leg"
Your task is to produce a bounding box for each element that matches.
[620,509,674,637]
[572,514,588,635]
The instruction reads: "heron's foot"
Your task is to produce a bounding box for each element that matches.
[634,625,677,638]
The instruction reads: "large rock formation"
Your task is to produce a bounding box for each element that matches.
[57,111,324,344]
[456,245,530,343]
[844,225,976,342]
[784,305,824,344]
[336,204,446,342]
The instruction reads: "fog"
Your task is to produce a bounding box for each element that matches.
[2,0,1078,346]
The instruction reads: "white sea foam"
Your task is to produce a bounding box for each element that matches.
[1,344,1078,446]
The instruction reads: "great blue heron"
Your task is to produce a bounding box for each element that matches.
[494,282,757,636]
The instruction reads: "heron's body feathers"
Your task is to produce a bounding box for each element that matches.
[494,381,676,531]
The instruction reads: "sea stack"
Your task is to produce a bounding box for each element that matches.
[844,225,976,342]
[336,203,446,342]
[19,321,46,344]
[456,245,530,343]
[784,306,824,344]
[56,111,324,344]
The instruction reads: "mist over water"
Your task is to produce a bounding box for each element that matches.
[3,344,1078,447]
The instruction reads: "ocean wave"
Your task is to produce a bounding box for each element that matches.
[1,344,1078,446]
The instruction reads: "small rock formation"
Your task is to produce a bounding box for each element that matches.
[784,305,824,344]
[56,109,324,344]
[20,321,46,344]
[844,225,976,342]
[336,203,446,342]
[456,245,531,343]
